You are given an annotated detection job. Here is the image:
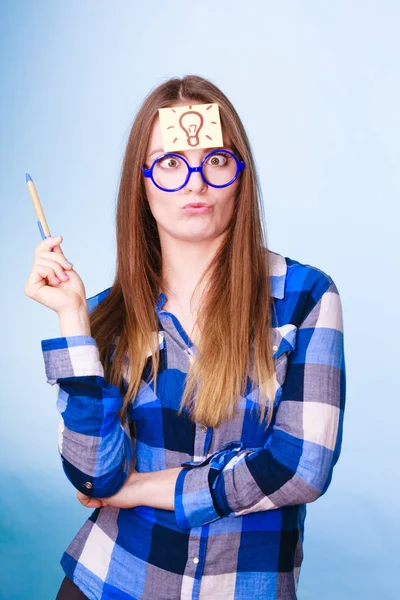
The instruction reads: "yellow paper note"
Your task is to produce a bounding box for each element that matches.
[158,103,224,152]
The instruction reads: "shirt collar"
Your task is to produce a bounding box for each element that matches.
[155,250,287,312]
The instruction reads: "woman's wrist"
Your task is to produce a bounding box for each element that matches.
[58,306,91,337]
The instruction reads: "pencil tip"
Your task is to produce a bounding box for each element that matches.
[26,173,32,182]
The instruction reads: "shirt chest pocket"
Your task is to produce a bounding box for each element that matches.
[272,323,298,388]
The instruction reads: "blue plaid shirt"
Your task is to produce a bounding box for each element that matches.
[41,250,346,600]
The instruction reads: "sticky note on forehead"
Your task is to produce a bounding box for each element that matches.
[158,103,224,152]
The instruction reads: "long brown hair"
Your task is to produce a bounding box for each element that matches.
[90,75,276,430]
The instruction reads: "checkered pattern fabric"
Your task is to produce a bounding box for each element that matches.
[41,250,346,600]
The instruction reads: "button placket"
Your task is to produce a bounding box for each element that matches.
[185,532,203,583]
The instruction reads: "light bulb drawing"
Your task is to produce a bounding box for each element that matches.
[179,111,204,147]
[158,103,223,152]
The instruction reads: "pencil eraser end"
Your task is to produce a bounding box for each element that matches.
[26,173,32,182]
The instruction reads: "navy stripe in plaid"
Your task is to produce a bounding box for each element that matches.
[41,250,346,600]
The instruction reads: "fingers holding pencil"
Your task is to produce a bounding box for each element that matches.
[24,233,87,315]
[24,174,88,315]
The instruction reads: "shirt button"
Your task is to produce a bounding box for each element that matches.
[201,426,207,433]
[193,556,199,564]
[84,482,93,489]
[272,345,278,351]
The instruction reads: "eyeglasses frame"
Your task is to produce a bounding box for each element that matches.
[142,148,246,192]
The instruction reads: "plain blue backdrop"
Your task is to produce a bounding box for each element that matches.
[1,1,398,598]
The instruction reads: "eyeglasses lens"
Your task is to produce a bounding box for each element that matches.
[153,156,187,190]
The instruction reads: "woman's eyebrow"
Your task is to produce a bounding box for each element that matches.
[149,147,166,157]
[149,145,233,157]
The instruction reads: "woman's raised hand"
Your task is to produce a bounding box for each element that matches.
[24,235,87,315]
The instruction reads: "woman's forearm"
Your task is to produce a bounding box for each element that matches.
[136,467,183,511]
[77,466,185,511]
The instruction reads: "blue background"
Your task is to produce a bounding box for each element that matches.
[1,1,398,598]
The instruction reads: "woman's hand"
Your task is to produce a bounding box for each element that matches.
[24,235,87,315]
[76,468,144,509]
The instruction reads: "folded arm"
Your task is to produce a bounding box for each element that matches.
[174,275,346,529]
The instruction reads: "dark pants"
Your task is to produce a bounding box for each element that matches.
[56,576,90,600]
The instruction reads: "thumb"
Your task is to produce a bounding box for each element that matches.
[76,491,103,508]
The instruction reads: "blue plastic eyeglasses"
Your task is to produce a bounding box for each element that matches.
[142,148,246,192]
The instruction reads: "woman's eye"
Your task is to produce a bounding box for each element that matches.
[207,153,228,166]
[158,157,179,168]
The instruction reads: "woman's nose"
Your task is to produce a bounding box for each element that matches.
[185,169,207,193]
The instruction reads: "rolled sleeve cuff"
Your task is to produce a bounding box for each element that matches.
[41,335,104,385]
[174,463,222,529]
[174,440,245,529]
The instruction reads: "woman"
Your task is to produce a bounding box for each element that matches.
[24,75,346,600]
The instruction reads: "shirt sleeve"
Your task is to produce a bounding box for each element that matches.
[41,333,132,498]
[174,275,346,529]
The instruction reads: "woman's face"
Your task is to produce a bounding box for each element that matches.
[143,107,240,244]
